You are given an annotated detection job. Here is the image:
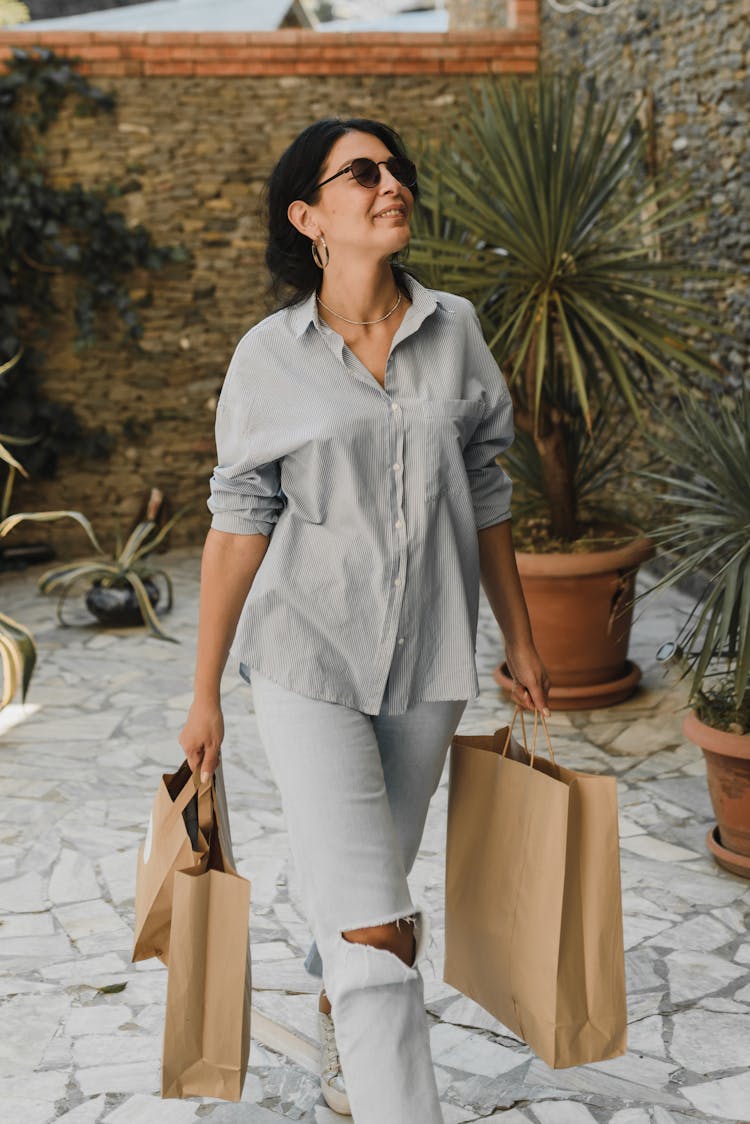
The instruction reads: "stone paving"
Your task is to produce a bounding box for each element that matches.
[1,547,749,1124]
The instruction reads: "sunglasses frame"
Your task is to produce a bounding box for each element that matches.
[313,156,417,192]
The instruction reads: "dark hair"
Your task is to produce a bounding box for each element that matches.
[264,117,418,308]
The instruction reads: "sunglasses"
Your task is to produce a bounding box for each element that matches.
[314,155,418,192]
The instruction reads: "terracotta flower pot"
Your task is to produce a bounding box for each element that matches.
[683,708,750,877]
[494,533,654,710]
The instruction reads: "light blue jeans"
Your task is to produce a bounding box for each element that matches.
[245,664,467,1124]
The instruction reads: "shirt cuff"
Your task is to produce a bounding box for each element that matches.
[210,511,275,537]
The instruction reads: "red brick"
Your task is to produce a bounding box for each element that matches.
[76,44,123,60]
[126,46,175,61]
[31,30,95,45]
[88,31,144,45]
[142,32,199,46]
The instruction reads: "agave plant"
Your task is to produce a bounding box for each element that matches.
[636,385,750,727]
[0,610,36,709]
[0,496,184,642]
[409,70,724,543]
[0,430,38,520]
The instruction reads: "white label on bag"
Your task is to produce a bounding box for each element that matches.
[143,811,154,865]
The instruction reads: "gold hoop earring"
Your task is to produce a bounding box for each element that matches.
[311,234,329,269]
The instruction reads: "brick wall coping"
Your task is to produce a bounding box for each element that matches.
[0,29,539,76]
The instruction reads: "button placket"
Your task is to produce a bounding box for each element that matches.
[390,395,406,592]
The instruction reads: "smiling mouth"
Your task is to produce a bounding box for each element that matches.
[375,207,407,219]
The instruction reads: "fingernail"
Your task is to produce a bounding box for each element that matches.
[543,708,551,718]
[200,771,210,783]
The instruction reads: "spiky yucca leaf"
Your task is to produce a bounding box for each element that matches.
[637,387,750,709]
[409,71,724,540]
[0,610,36,708]
[411,72,721,428]
[0,510,106,554]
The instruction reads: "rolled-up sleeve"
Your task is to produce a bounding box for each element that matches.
[207,339,284,537]
[463,307,515,531]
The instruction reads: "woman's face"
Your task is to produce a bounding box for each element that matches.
[305,130,414,264]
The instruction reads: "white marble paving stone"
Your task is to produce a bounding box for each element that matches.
[435,994,524,1041]
[5,711,125,742]
[56,1093,108,1122]
[525,1055,684,1108]
[0,1069,69,1100]
[49,848,104,905]
[608,1111,652,1124]
[41,951,129,982]
[441,1104,484,1124]
[0,1096,59,1124]
[102,1093,199,1122]
[620,834,698,863]
[39,1029,74,1068]
[734,942,750,966]
[429,1022,526,1078]
[626,1013,668,1058]
[670,1008,750,1075]
[76,1060,160,1096]
[0,933,73,960]
[0,910,55,936]
[0,869,49,912]
[666,950,747,1004]
[682,1070,750,1118]
[531,1103,599,1124]
[101,846,141,906]
[66,1004,133,1036]
[623,913,674,950]
[646,914,732,953]
[0,992,71,1076]
[54,899,131,941]
[251,939,296,962]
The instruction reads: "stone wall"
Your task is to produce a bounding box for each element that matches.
[541,0,749,386]
[0,28,539,551]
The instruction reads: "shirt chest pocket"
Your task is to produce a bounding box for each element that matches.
[404,398,486,502]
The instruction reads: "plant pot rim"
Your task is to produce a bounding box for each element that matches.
[706,825,750,879]
[515,531,654,578]
[683,708,750,759]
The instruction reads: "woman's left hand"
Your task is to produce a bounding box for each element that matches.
[504,640,551,715]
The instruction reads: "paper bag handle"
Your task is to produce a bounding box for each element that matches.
[500,705,556,767]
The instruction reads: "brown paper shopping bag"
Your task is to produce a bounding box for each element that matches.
[161,772,252,1101]
[132,761,212,965]
[444,709,627,1069]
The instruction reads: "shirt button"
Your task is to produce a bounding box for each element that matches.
[397,637,405,645]
[395,520,403,529]
[394,578,402,587]
[391,402,400,412]
[392,463,401,472]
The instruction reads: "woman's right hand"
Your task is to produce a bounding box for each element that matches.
[179,698,224,783]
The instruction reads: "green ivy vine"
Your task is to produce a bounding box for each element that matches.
[0,47,186,496]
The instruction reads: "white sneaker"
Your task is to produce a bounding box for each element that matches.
[318,1007,352,1116]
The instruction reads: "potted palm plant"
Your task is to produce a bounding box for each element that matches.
[636,386,750,877]
[0,489,185,642]
[409,70,723,708]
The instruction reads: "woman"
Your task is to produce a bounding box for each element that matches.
[180,117,550,1123]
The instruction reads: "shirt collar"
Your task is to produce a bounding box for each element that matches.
[288,273,441,340]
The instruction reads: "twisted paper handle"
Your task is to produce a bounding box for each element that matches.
[500,704,556,767]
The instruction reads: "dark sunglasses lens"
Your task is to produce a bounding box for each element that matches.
[389,158,417,188]
[350,158,380,187]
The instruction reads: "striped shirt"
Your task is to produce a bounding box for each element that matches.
[208,273,514,715]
